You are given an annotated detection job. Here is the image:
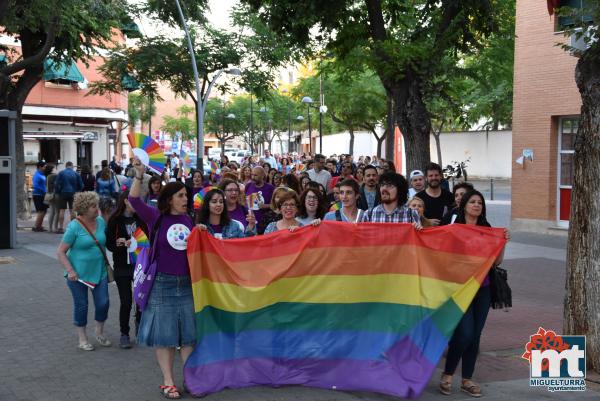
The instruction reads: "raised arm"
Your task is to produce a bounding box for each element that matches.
[129,157,146,198]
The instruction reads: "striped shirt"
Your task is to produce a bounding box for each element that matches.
[361,204,421,224]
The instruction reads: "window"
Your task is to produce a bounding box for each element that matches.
[557,0,594,30]
[559,118,577,186]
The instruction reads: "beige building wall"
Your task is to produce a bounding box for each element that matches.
[511,0,582,232]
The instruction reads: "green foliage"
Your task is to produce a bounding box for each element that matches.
[161,105,196,141]
[128,92,156,128]
[90,7,298,107]
[295,67,386,133]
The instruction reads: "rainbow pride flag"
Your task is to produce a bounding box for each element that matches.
[184,222,506,398]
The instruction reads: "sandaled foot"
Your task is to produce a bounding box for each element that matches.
[461,379,482,397]
[78,342,94,351]
[95,334,112,347]
[439,373,452,395]
[160,385,181,399]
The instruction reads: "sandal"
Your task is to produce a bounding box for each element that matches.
[78,342,95,351]
[461,379,482,398]
[160,385,181,399]
[95,334,112,347]
[439,373,452,395]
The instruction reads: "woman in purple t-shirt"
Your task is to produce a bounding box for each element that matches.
[129,158,195,400]
[218,178,250,228]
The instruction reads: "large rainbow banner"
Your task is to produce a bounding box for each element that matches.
[184,222,506,398]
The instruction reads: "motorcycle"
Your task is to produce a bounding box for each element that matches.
[443,157,471,185]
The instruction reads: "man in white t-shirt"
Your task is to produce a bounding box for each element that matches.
[408,169,426,197]
[307,154,332,189]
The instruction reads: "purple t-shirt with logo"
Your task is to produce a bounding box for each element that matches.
[129,196,194,276]
[228,204,249,228]
[245,181,275,224]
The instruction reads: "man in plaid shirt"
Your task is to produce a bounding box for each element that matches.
[361,171,422,229]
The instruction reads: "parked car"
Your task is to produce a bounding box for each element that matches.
[186,154,212,175]
[226,150,252,165]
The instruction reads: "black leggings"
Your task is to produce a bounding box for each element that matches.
[114,275,141,336]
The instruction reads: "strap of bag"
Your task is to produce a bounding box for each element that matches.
[76,217,111,267]
[149,215,163,262]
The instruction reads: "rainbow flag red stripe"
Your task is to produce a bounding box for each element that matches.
[184,222,506,398]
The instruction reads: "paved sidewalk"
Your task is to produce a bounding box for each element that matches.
[1,225,597,401]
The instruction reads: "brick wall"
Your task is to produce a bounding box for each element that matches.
[512,0,581,225]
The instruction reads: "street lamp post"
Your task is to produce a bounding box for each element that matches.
[258,106,267,154]
[296,115,304,154]
[301,96,313,155]
[282,88,292,155]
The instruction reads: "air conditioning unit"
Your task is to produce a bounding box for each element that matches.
[570,27,598,56]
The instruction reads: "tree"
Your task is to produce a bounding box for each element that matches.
[294,67,386,156]
[238,0,507,172]
[204,98,245,154]
[0,0,127,214]
[90,11,297,164]
[555,0,600,371]
[128,93,156,135]
[0,0,205,214]
[161,105,196,141]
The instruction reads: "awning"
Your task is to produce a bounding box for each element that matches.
[23,131,84,139]
[43,59,85,84]
[121,73,140,91]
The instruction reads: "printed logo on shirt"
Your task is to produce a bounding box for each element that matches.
[523,327,586,392]
[166,224,190,250]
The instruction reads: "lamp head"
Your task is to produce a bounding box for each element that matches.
[225,67,242,76]
[301,96,313,104]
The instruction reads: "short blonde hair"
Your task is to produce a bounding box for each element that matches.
[73,191,99,215]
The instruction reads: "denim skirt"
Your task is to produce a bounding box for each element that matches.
[137,272,196,347]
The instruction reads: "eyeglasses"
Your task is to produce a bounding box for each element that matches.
[225,188,239,193]
[306,195,318,201]
[281,203,297,209]
[380,183,396,188]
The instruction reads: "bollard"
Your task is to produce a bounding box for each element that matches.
[490,178,494,200]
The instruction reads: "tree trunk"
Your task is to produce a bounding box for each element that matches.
[433,131,443,167]
[349,127,355,156]
[376,130,386,159]
[384,95,395,161]
[433,121,444,167]
[392,74,431,173]
[221,138,226,155]
[565,46,600,371]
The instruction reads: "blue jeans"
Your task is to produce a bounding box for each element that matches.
[66,278,110,327]
[444,285,491,379]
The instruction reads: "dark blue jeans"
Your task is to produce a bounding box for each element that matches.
[444,285,491,379]
[66,277,109,327]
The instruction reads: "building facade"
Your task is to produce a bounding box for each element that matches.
[511,0,584,233]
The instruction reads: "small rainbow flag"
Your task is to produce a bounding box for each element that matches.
[180,150,192,176]
[210,160,219,173]
[128,227,149,264]
[328,201,342,212]
[183,223,506,398]
[193,186,218,210]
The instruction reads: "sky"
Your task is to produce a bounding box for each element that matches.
[207,0,238,30]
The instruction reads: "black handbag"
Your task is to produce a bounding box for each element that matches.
[489,265,512,309]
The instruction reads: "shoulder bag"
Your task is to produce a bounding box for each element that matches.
[133,215,163,310]
[75,217,114,283]
[489,264,512,309]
